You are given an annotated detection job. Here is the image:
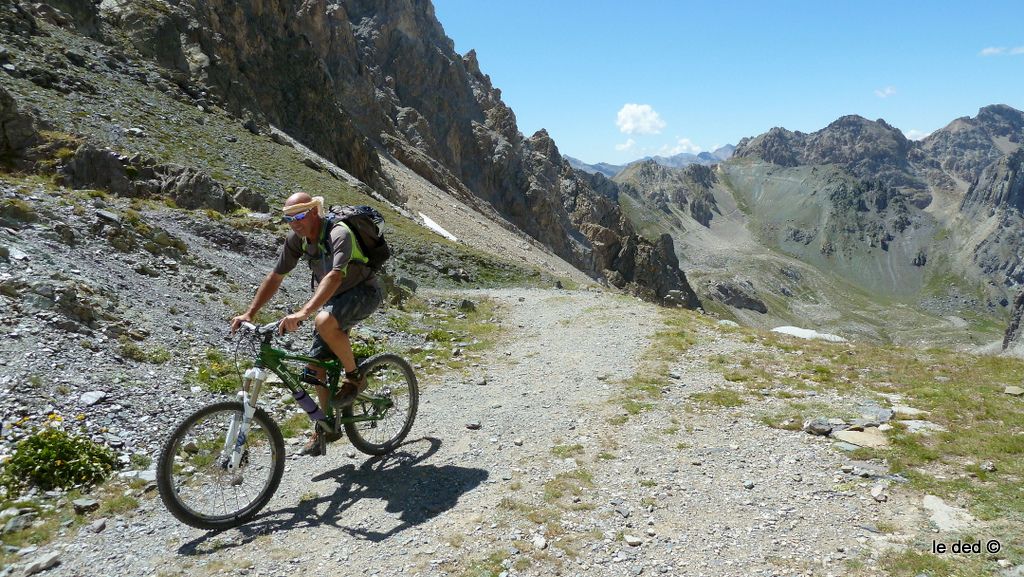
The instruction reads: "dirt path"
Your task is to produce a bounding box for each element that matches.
[38,288,914,577]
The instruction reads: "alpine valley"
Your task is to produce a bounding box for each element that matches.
[3,1,1022,351]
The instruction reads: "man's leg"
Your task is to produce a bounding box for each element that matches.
[304,365,330,413]
[314,311,357,373]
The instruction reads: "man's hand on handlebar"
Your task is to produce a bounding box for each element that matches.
[230,313,253,334]
[278,311,307,335]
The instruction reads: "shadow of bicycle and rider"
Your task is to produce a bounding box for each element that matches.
[177,436,487,556]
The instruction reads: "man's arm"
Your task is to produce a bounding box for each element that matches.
[230,271,285,332]
[277,270,344,334]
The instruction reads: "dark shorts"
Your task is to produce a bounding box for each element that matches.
[308,282,383,359]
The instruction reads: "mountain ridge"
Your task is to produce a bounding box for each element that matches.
[631,105,1024,347]
[565,144,735,178]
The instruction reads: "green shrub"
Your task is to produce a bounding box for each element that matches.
[191,348,245,394]
[425,329,452,343]
[351,335,386,360]
[1,429,117,494]
[118,336,170,364]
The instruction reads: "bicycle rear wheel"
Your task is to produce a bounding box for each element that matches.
[157,401,284,530]
[343,353,418,455]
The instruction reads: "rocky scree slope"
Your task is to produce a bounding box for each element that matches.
[0,0,583,290]
[76,0,698,307]
[0,1,591,514]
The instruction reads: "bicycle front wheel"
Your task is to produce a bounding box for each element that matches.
[343,353,419,455]
[156,401,285,530]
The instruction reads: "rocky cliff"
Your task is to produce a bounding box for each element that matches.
[85,0,696,305]
[613,161,719,227]
[918,104,1024,188]
[1005,290,1024,352]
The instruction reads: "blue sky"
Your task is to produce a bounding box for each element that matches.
[432,1,1024,165]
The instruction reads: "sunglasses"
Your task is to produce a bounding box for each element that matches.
[281,209,312,223]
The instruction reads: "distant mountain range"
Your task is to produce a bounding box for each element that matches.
[605,104,1024,347]
[565,145,735,178]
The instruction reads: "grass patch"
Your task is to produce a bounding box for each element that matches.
[128,453,152,469]
[690,387,746,408]
[0,197,38,222]
[550,444,584,458]
[118,338,171,364]
[98,494,140,516]
[394,296,504,377]
[543,469,594,502]
[459,550,507,577]
[878,548,993,577]
[723,327,1024,523]
[0,478,142,565]
[609,307,707,421]
[278,412,311,439]
[760,408,807,431]
[351,333,387,360]
[190,348,248,394]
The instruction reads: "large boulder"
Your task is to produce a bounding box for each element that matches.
[232,186,269,213]
[0,86,40,164]
[159,165,231,211]
[709,280,768,313]
[59,146,234,212]
[40,0,103,38]
[59,145,134,195]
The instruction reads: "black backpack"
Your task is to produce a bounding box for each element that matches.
[324,205,391,272]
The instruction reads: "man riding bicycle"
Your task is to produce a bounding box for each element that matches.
[230,192,383,456]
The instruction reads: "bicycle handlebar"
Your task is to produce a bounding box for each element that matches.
[239,321,281,336]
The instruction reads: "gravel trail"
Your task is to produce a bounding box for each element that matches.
[23,288,913,577]
[36,288,662,577]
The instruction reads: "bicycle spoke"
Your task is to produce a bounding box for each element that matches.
[159,403,283,527]
[343,354,418,455]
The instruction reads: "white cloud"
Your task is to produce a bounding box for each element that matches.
[980,46,1024,56]
[615,138,636,151]
[661,138,702,155]
[874,86,897,98]
[616,104,666,135]
[904,129,931,141]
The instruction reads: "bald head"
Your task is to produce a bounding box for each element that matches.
[284,192,312,208]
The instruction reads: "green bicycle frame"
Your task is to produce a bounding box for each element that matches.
[254,340,388,425]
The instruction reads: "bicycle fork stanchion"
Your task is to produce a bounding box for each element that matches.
[221,367,269,473]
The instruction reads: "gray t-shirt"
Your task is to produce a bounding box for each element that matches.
[273,221,376,296]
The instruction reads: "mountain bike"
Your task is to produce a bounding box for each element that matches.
[156,321,418,530]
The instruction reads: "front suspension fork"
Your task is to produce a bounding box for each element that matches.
[221,367,267,470]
